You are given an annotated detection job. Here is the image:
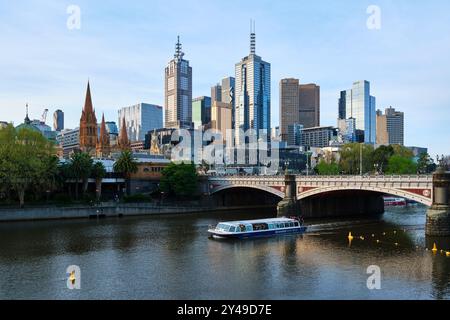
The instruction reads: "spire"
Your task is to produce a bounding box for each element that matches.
[24,103,30,124]
[174,35,184,61]
[250,19,256,55]
[84,80,93,113]
[118,116,130,151]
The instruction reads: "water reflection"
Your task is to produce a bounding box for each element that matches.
[0,206,449,299]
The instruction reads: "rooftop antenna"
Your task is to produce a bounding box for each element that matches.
[250,19,256,55]
[175,35,184,61]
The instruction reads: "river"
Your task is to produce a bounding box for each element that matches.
[0,205,449,300]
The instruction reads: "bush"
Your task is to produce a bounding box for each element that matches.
[123,193,152,203]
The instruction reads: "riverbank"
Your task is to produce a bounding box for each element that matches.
[0,203,276,223]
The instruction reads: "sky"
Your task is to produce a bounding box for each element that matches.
[0,0,449,157]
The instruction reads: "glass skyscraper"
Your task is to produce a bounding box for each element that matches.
[234,26,271,145]
[192,96,211,129]
[341,80,376,144]
[118,103,163,142]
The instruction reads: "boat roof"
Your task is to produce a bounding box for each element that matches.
[219,218,297,226]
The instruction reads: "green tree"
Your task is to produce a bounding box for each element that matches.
[386,155,418,175]
[113,151,138,195]
[0,125,56,207]
[372,145,394,174]
[417,153,436,174]
[316,160,340,175]
[160,162,198,198]
[339,143,374,175]
[391,145,414,158]
[91,161,107,201]
[70,152,93,200]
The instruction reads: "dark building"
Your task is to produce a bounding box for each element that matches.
[338,90,346,120]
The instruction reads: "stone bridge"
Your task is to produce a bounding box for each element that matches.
[207,175,433,206]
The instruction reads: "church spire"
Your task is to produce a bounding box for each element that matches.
[118,116,130,151]
[96,113,110,157]
[84,81,94,113]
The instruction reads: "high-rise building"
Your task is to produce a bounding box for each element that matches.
[53,109,64,132]
[340,80,376,144]
[376,107,404,146]
[287,123,303,146]
[300,126,337,148]
[211,101,232,141]
[211,84,222,103]
[280,78,320,142]
[337,118,357,143]
[79,81,98,154]
[165,36,193,129]
[338,91,346,120]
[221,77,235,105]
[118,103,163,142]
[192,96,212,129]
[234,23,271,144]
[280,78,300,142]
[56,128,80,158]
[299,84,320,129]
[105,121,119,146]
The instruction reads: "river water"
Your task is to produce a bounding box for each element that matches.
[1,206,450,300]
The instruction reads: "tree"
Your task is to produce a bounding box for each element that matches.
[0,125,57,207]
[386,155,417,175]
[372,145,394,174]
[70,152,93,199]
[417,153,436,174]
[339,143,374,175]
[91,161,107,201]
[113,151,138,195]
[316,160,340,175]
[391,145,414,158]
[160,162,198,198]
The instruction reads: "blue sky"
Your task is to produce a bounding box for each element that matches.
[0,0,449,157]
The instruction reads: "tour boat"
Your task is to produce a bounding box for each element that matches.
[208,217,307,239]
[383,196,407,207]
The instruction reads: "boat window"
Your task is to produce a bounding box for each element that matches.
[268,224,274,230]
[217,224,230,232]
[252,223,269,231]
[289,222,294,228]
[294,222,299,227]
[284,223,289,228]
[230,226,236,232]
[245,225,253,232]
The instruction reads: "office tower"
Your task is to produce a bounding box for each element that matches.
[280,78,300,142]
[341,80,376,144]
[211,84,222,103]
[164,36,193,129]
[287,123,303,146]
[211,101,232,141]
[300,126,337,148]
[376,107,404,146]
[299,84,320,128]
[56,128,80,158]
[337,118,357,143]
[118,103,163,142]
[338,91,346,120]
[79,81,98,154]
[234,23,271,144]
[221,77,235,105]
[53,109,64,131]
[192,96,212,129]
[105,121,119,146]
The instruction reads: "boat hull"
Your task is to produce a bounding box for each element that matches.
[209,226,307,239]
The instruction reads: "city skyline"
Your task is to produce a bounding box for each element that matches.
[1,1,450,157]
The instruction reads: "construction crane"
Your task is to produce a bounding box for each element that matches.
[41,109,48,124]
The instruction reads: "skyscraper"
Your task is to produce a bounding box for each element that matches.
[234,23,271,144]
[280,78,320,142]
[118,103,163,142]
[211,84,222,103]
[280,78,300,142]
[79,81,98,154]
[299,84,320,128]
[192,96,211,129]
[341,80,376,144]
[376,107,404,146]
[165,36,193,129]
[53,109,64,132]
[221,77,235,105]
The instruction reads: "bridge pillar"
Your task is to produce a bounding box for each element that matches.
[426,166,450,236]
[277,174,300,217]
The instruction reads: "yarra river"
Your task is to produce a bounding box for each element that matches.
[0,206,450,300]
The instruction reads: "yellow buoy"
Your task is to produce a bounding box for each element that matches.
[446,252,450,257]
[432,243,438,254]
[69,271,76,285]
[348,232,354,241]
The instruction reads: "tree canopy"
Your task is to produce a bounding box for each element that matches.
[160,162,198,198]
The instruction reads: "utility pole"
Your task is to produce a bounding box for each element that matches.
[360,143,363,176]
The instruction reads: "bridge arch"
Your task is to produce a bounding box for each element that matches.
[211,184,285,199]
[298,186,432,206]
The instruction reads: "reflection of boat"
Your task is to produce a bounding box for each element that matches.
[384,196,407,207]
[208,217,307,239]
